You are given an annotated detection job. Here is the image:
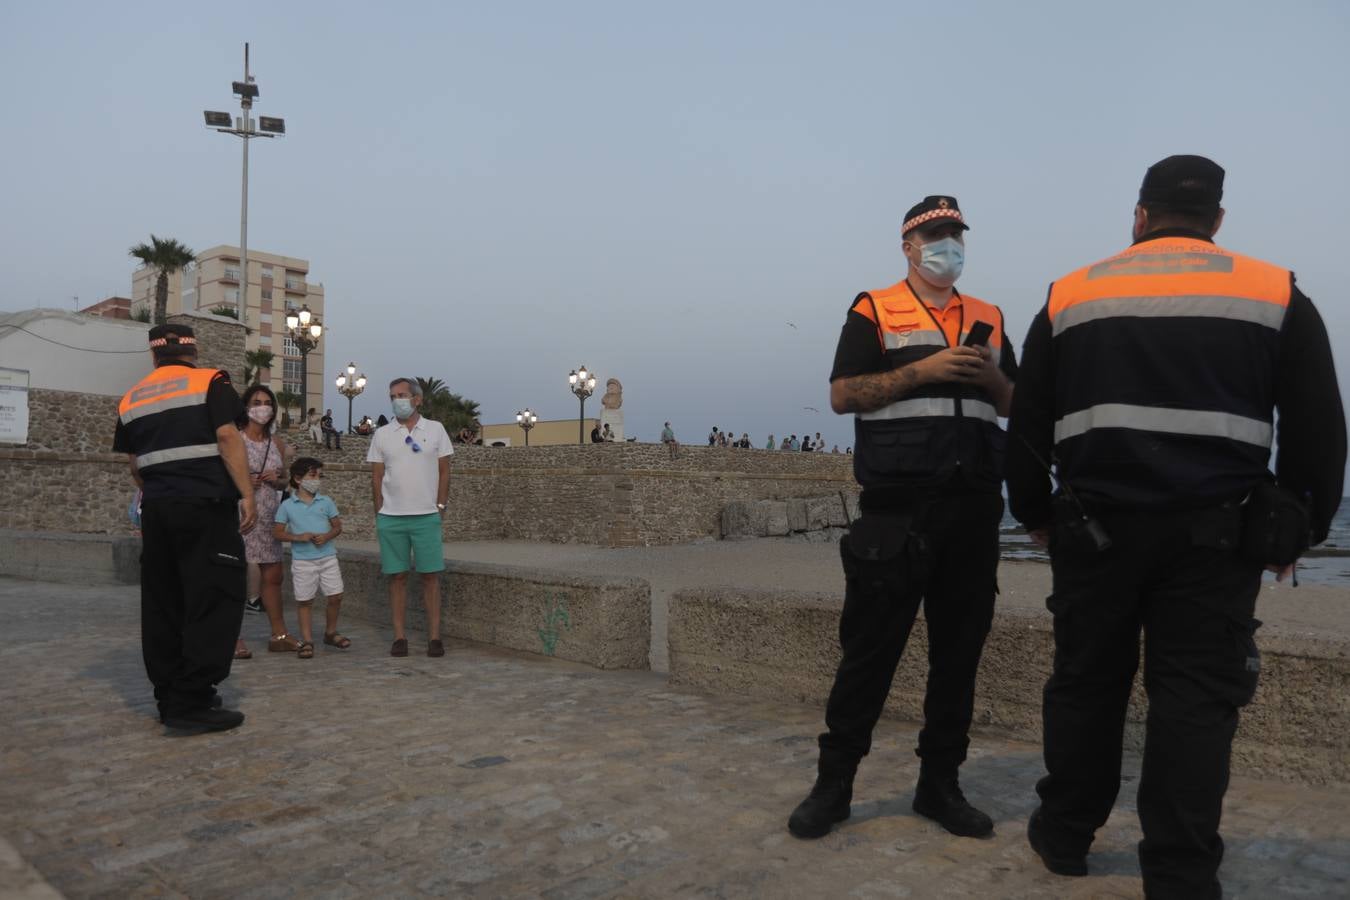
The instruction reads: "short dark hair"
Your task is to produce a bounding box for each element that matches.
[289,456,323,489]
[1140,202,1220,233]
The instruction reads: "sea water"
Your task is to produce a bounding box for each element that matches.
[999,498,1350,586]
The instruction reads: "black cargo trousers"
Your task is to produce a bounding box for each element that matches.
[1037,502,1262,900]
[819,490,1003,775]
[140,497,247,718]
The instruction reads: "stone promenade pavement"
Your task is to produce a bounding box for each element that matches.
[2,577,1348,899]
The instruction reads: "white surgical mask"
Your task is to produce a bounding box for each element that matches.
[915,236,965,287]
[300,478,322,495]
[247,405,274,425]
[392,397,415,419]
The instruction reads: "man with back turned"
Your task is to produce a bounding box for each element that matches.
[113,323,257,733]
[1006,155,1346,898]
[787,195,1016,840]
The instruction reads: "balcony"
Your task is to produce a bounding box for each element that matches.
[284,279,306,292]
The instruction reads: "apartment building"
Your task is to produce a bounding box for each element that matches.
[131,246,326,414]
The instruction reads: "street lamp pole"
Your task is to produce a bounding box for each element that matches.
[567,366,597,445]
[204,43,286,318]
[336,362,367,434]
[285,304,323,415]
[515,408,538,446]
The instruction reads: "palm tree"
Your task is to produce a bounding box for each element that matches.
[243,349,275,385]
[415,377,480,436]
[275,389,302,429]
[129,235,196,325]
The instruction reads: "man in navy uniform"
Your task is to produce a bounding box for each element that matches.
[114,323,258,733]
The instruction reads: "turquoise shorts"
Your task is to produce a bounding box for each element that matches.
[376,513,445,575]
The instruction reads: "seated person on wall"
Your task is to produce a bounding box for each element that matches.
[355,416,375,436]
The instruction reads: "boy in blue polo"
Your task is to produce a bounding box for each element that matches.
[273,457,349,658]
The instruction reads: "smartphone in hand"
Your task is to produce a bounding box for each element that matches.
[963,321,994,347]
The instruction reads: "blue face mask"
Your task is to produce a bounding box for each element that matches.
[391,397,415,420]
[915,236,965,287]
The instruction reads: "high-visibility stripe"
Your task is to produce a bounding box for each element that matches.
[118,389,209,425]
[1052,293,1287,336]
[963,399,1000,423]
[859,397,956,421]
[136,443,220,469]
[1054,403,1272,448]
[882,329,947,350]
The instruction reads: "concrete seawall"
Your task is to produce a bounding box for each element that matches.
[667,587,1350,786]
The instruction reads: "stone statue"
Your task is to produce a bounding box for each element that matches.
[600,377,623,410]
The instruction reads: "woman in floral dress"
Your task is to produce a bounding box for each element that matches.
[235,385,298,657]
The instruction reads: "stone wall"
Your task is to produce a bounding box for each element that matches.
[0,439,859,546]
[22,389,120,453]
[167,311,247,388]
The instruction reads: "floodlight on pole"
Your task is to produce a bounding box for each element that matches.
[203,42,285,320]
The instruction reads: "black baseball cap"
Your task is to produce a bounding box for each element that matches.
[901,195,969,237]
[1139,155,1224,210]
[147,323,197,354]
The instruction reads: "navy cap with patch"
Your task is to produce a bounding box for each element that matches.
[901,195,969,237]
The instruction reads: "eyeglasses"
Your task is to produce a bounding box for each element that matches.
[405,435,422,453]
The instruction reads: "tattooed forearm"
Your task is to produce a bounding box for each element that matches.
[835,366,922,414]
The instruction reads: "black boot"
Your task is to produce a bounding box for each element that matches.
[787,757,856,839]
[1027,807,1088,877]
[912,771,994,838]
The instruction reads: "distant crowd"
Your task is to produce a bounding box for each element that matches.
[706,426,850,455]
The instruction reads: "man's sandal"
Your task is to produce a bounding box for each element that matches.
[323,633,352,649]
[297,641,315,659]
[268,633,301,653]
[234,643,253,660]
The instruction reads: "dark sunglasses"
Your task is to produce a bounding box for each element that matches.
[405,435,422,453]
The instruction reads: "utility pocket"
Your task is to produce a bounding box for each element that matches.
[840,512,914,588]
[1213,616,1262,708]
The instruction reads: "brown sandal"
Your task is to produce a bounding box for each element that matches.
[234,642,253,660]
[268,633,300,653]
[297,641,314,659]
[323,633,352,649]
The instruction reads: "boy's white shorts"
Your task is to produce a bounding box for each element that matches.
[292,556,344,602]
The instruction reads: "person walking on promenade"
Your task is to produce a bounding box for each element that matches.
[708,426,719,446]
[766,434,776,450]
[236,384,299,658]
[1007,155,1345,898]
[660,421,680,459]
[368,378,453,658]
[788,195,1016,840]
[113,323,257,733]
[274,457,350,658]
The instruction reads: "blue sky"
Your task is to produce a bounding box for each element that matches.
[2,1,1347,452]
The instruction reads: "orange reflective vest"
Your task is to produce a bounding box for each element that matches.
[117,364,235,499]
[1046,236,1292,506]
[850,281,1009,491]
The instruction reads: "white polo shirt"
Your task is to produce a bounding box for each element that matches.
[366,415,453,516]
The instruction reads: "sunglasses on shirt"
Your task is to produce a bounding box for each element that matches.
[405,435,422,453]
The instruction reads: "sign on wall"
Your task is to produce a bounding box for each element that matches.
[0,367,30,443]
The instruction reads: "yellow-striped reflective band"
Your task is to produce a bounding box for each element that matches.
[1054,403,1272,447]
[964,399,999,423]
[883,329,947,350]
[859,397,956,421]
[136,443,220,469]
[119,390,209,425]
[1052,294,1287,336]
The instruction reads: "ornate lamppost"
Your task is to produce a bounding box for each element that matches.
[335,362,367,433]
[567,366,597,445]
[284,303,322,415]
[515,408,538,446]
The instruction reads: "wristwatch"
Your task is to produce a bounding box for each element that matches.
[436,503,446,511]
